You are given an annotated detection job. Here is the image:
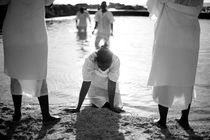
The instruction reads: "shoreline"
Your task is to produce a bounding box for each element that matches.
[88,10,149,17]
[87,10,210,19]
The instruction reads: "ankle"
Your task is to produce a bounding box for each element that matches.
[13,113,21,122]
[159,119,166,125]
[42,114,51,121]
[179,117,188,123]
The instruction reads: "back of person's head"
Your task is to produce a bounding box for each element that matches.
[95,40,113,70]
[95,47,113,66]
[101,1,107,10]
[80,7,84,13]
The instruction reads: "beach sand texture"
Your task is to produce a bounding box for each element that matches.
[0,102,210,140]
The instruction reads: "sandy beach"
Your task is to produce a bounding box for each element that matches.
[0,99,210,140]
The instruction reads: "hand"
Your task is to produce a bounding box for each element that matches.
[110,107,125,113]
[63,108,80,113]
[110,32,113,36]
[76,26,78,29]
[92,30,95,34]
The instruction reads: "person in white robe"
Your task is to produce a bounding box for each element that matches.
[75,7,91,42]
[92,1,114,49]
[75,7,91,33]
[70,41,124,113]
[147,0,203,129]
[1,0,60,125]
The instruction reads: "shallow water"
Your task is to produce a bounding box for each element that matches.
[0,16,210,116]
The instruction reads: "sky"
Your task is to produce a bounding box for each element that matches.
[55,0,210,6]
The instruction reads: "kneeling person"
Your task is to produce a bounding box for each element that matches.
[72,42,123,113]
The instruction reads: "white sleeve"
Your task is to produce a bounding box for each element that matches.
[146,0,166,19]
[75,12,79,20]
[94,11,100,22]
[109,12,115,23]
[45,0,54,6]
[0,0,10,5]
[108,56,120,82]
[82,58,94,81]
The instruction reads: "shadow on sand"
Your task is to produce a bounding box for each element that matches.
[74,106,125,140]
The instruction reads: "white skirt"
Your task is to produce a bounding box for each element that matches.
[88,85,122,108]
[152,86,195,110]
[12,79,48,97]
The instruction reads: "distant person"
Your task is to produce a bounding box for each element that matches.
[147,0,204,130]
[70,40,124,113]
[92,1,114,49]
[2,0,60,125]
[75,7,91,33]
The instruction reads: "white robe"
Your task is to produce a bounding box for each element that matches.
[2,0,54,97]
[82,53,122,108]
[94,10,114,48]
[75,11,90,28]
[147,0,203,109]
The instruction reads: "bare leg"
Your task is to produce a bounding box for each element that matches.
[38,80,60,126]
[177,104,192,130]
[11,78,22,121]
[156,104,168,128]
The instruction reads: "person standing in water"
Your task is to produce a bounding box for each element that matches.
[75,7,91,33]
[92,1,114,49]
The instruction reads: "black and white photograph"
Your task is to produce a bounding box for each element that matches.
[0,0,210,139]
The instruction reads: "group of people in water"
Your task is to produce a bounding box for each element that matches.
[1,0,204,132]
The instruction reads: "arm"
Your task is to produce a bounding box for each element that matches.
[107,56,124,113]
[111,23,113,36]
[92,22,98,34]
[45,0,54,6]
[88,15,91,25]
[146,0,165,19]
[108,79,116,109]
[74,81,91,112]
[87,12,91,24]
[108,79,124,113]
[75,19,78,29]
[75,12,80,29]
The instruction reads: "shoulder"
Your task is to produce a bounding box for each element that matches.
[113,54,119,61]
[111,54,120,65]
[107,11,113,16]
[84,11,89,15]
[87,52,97,63]
[95,10,102,15]
[76,11,81,16]
[106,11,114,19]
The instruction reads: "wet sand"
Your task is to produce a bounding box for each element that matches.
[0,88,210,140]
